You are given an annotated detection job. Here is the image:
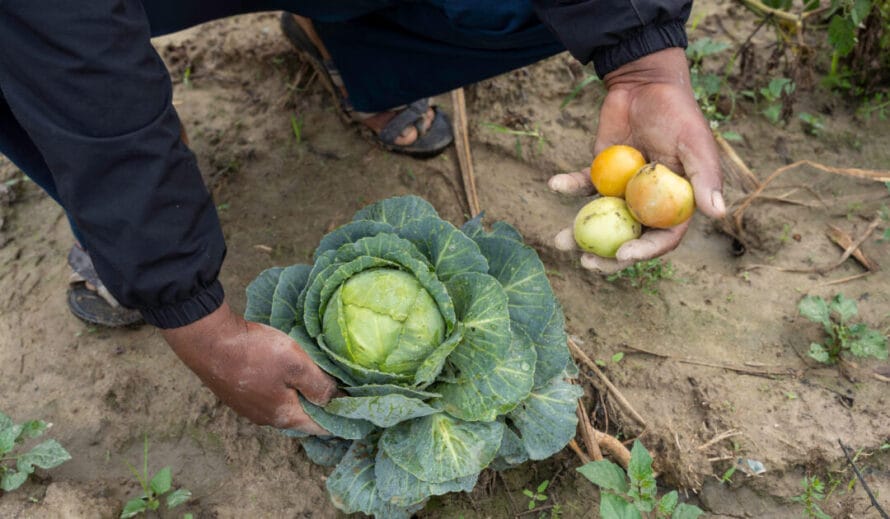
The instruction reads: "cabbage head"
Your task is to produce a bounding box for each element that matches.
[245,196,580,518]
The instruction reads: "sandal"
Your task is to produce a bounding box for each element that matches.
[67,244,143,328]
[279,13,454,159]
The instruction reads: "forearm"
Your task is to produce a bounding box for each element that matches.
[0,0,225,328]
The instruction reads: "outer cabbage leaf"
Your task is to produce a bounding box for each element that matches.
[380,414,504,484]
[299,396,376,440]
[244,267,283,325]
[474,235,570,387]
[398,217,489,281]
[270,264,311,332]
[324,394,441,428]
[489,423,529,470]
[375,448,478,507]
[412,324,464,387]
[352,195,439,228]
[507,375,582,460]
[326,439,425,519]
[300,436,351,467]
[434,273,534,422]
[314,220,395,260]
[288,325,356,385]
[343,384,441,400]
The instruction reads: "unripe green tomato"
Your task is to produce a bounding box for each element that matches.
[573,197,642,258]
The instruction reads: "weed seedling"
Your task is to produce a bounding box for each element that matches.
[798,294,889,364]
[523,479,550,511]
[120,436,191,518]
[791,476,831,519]
[0,411,71,492]
[607,259,674,295]
[481,122,546,158]
[577,440,703,518]
[290,113,304,145]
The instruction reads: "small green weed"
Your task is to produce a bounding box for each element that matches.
[290,113,305,145]
[481,122,546,158]
[686,37,733,125]
[577,440,703,518]
[798,294,889,364]
[523,479,550,511]
[791,476,831,519]
[0,411,71,492]
[607,259,675,295]
[798,112,824,136]
[747,77,796,124]
[120,436,191,518]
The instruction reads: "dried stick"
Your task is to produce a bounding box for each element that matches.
[826,224,880,271]
[568,337,648,428]
[450,88,481,217]
[577,402,603,461]
[568,439,591,464]
[697,429,742,451]
[598,430,632,469]
[838,440,889,519]
[714,133,760,192]
[623,343,795,377]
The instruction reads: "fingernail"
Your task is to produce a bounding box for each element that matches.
[554,228,576,251]
[711,191,726,215]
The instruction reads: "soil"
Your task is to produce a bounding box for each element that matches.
[2,4,889,519]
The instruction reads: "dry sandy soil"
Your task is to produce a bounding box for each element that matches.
[1,3,889,518]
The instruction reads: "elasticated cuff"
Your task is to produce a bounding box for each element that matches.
[592,20,688,78]
[140,279,225,329]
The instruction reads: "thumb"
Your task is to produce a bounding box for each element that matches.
[678,134,725,219]
[284,341,339,406]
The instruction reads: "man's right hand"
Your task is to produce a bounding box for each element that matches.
[161,301,338,435]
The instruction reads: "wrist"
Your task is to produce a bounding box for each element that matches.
[603,48,691,91]
[161,300,244,379]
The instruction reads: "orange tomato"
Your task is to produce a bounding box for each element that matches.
[624,163,695,229]
[589,145,646,197]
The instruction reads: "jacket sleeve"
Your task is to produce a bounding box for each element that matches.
[532,0,691,77]
[0,0,226,328]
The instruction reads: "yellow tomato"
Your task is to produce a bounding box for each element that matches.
[624,163,695,229]
[589,145,646,197]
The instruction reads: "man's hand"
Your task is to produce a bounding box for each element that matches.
[549,48,726,273]
[161,301,338,435]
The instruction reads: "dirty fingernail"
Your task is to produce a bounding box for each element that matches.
[711,191,726,215]
[554,228,576,251]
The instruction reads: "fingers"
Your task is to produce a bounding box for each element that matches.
[284,342,339,407]
[676,125,725,220]
[548,171,595,196]
[274,390,330,436]
[554,221,689,273]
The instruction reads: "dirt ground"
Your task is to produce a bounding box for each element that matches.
[2,4,889,518]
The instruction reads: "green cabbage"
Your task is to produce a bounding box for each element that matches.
[245,196,580,518]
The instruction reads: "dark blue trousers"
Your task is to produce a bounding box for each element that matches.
[1,1,562,238]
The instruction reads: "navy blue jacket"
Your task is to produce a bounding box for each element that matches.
[0,0,689,328]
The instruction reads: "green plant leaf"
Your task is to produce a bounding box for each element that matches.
[0,411,12,431]
[397,217,489,282]
[577,460,628,494]
[313,220,395,261]
[762,104,782,124]
[0,423,23,454]
[507,375,582,460]
[490,424,529,469]
[374,448,477,508]
[120,498,148,519]
[829,294,858,322]
[380,414,504,484]
[599,492,641,519]
[269,264,311,332]
[165,488,192,508]
[658,490,679,515]
[808,343,831,363]
[16,440,71,472]
[244,267,284,325]
[300,436,351,467]
[149,467,172,496]
[351,195,439,229]
[849,328,889,359]
[434,273,534,421]
[325,394,440,428]
[342,384,441,400]
[326,439,424,519]
[672,502,704,519]
[299,396,376,440]
[0,469,29,492]
[18,420,47,441]
[474,235,570,386]
[798,296,830,325]
[627,441,657,508]
[828,16,857,56]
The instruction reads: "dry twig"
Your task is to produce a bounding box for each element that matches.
[450,88,481,217]
[577,402,603,461]
[826,224,880,271]
[568,337,648,428]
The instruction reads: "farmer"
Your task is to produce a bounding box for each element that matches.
[0,1,725,434]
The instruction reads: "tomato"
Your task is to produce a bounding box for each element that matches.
[624,163,695,229]
[573,197,642,258]
[589,145,646,197]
